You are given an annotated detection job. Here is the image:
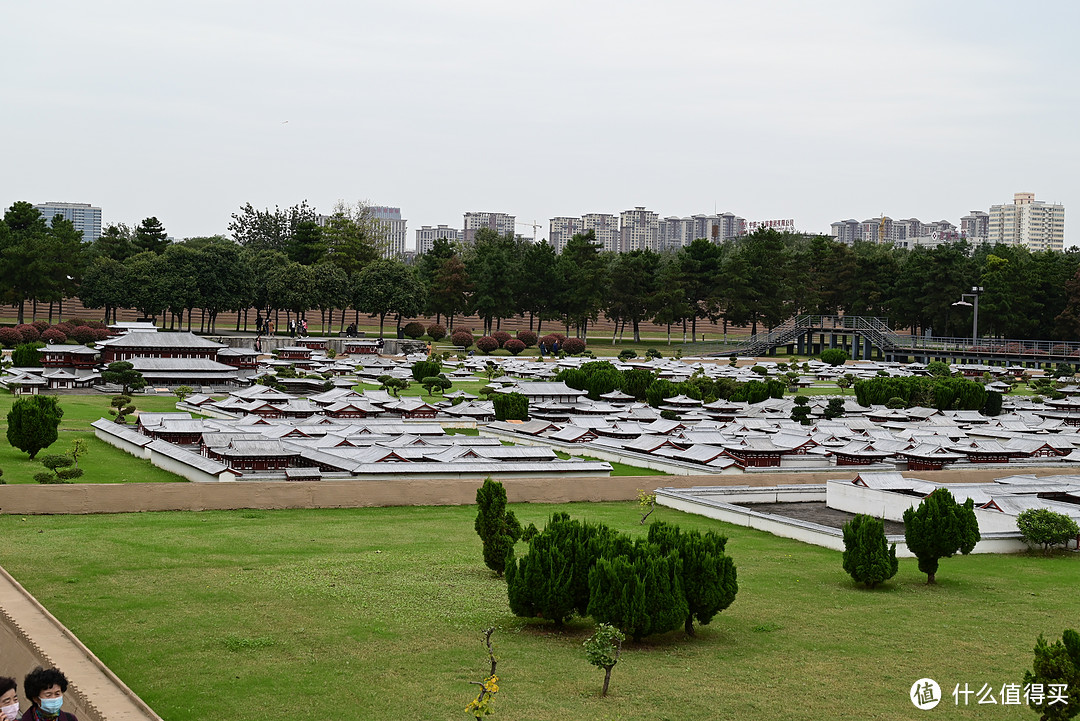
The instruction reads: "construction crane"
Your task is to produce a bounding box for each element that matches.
[516,220,542,242]
[878,213,886,244]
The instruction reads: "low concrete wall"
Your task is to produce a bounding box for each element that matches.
[0,565,162,721]
[827,481,1023,534]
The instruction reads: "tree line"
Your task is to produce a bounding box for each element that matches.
[5,199,1080,342]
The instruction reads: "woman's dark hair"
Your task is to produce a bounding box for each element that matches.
[0,677,15,697]
[23,667,67,704]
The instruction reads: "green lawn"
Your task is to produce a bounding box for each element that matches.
[0,393,188,484]
[0,503,1067,720]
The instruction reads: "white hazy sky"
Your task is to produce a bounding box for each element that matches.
[3,0,1079,247]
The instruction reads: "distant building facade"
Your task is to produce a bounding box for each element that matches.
[988,192,1065,251]
[961,210,990,243]
[416,224,463,255]
[581,213,619,253]
[32,201,102,243]
[619,206,661,252]
[368,206,407,258]
[463,211,515,243]
[548,216,583,252]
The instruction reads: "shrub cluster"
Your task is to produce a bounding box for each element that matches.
[562,337,586,355]
[854,376,988,411]
[491,330,512,348]
[402,322,425,339]
[505,515,737,641]
[503,339,526,356]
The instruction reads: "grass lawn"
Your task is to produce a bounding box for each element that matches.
[0,393,187,484]
[0,503,1068,720]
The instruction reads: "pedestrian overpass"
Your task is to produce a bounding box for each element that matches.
[695,315,1080,367]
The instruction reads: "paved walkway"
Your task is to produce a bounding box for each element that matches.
[0,565,162,721]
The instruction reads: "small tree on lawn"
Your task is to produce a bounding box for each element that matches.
[1022,629,1080,721]
[6,395,63,460]
[820,348,850,366]
[377,375,409,397]
[102,361,147,395]
[474,478,522,576]
[39,454,83,482]
[173,385,193,403]
[110,395,139,425]
[67,438,89,469]
[583,623,625,697]
[841,514,898,588]
[492,392,528,421]
[637,489,656,525]
[903,488,980,584]
[465,628,499,720]
[421,375,452,397]
[1017,508,1080,555]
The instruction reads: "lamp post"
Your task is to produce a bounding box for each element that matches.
[951,286,983,346]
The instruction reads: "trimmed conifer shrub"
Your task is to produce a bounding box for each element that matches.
[474,478,521,576]
[841,514,898,588]
[903,488,980,584]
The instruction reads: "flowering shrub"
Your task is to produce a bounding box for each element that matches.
[15,324,40,343]
[426,324,446,341]
[476,336,500,354]
[451,329,474,348]
[516,330,537,347]
[492,331,511,348]
[0,327,21,348]
[563,337,586,355]
[68,326,98,345]
[504,339,526,356]
[41,328,67,345]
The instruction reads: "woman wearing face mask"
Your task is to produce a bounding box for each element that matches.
[20,668,77,721]
[0,677,20,721]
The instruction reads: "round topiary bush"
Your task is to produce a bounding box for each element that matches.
[426,324,447,342]
[451,329,474,348]
[402,322,425,339]
[563,337,586,355]
[504,339,526,356]
[52,322,74,337]
[476,336,500,354]
[0,327,21,348]
[15,324,40,343]
[93,328,110,342]
[41,328,67,345]
[492,330,512,348]
[516,330,537,347]
[86,320,107,330]
[820,348,850,366]
[68,325,98,345]
[30,321,49,334]
[66,318,89,327]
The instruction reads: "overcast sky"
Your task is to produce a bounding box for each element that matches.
[3,0,1078,248]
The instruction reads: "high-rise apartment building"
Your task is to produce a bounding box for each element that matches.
[988,192,1065,251]
[463,211,515,243]
[830,219,861,245]
[416,224,463,255]
[619,207,661,252]
[581,213,619,253]
[549,217,583,253]
[32,201,102,242]
[960,211,990,243]
[368,206,408,258]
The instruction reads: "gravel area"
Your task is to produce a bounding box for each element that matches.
[736,501,906,535]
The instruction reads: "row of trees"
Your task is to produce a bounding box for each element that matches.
[8,199,1080,342]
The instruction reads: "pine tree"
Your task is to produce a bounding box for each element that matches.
[648,521,738,635]
[841,514,898,588]
[6,395,64,460]
[1022,629,1080,721]
[474,478,521,576]
[903,488,980,584]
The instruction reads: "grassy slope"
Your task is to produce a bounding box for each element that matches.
[0,503,1067,721]
[0,394,187,484]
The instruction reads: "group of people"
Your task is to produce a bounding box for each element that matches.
[1,667,77,721]
[254,314,308,338]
